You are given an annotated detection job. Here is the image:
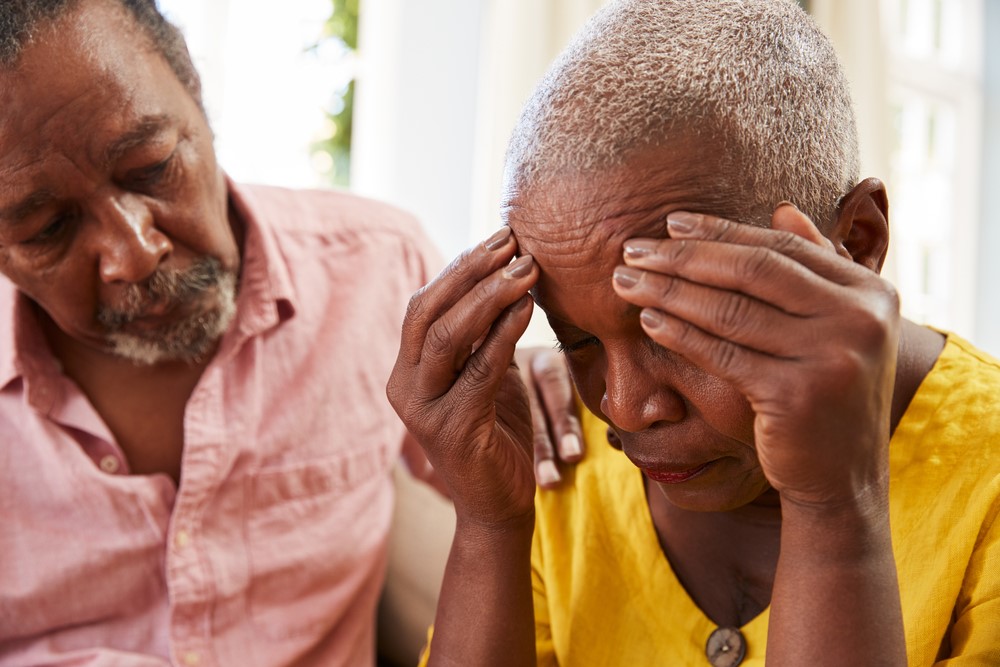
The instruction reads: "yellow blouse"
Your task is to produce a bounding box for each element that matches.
[531,333,1000,666]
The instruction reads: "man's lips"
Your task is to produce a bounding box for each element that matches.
[641,462,713,484]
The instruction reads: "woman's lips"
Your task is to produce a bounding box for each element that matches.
[642,462,712,484]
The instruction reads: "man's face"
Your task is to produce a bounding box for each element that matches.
[0,0,240,365]
[506,143,773,512]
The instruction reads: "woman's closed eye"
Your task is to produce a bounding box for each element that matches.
[555,335,600,356]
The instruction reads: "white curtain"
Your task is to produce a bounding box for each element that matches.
[810,0,891,183]
[469,0,612,243]
[808,0,896,280]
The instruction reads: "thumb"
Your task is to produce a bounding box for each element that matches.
[770,202,836,253]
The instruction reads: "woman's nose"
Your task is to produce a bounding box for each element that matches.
[600,353,685,433]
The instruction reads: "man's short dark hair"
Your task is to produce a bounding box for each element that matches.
[0,0,203,109]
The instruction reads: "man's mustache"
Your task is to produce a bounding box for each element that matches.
[97,258,226,329]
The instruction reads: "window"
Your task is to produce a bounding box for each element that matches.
[881,0,984,337]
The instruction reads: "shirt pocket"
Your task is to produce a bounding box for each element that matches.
[244,442,394,640]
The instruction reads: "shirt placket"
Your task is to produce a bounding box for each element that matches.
[168,363,228,667]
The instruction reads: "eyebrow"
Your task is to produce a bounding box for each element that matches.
[0,188,58,225]
[0,115,175,225]
[102,114,174,168]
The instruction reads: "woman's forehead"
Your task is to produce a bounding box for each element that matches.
[505,142,744,249]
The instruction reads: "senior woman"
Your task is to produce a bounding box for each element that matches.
[387,0,1000,665]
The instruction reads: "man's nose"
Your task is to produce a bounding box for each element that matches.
[95,194,172,284]
[600,350,685,433]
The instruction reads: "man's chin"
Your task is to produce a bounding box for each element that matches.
[103,275,238,366]
[105,329,223,366]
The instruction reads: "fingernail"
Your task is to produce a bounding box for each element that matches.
[560,433,582,458]
[537,459,561,486]
[775,200,800,212]
[666,211,700,233]
[485,226,512,251]
[613,266,641,289]
[505,254,534,278]
[623,239,658,259]
[640,308,665,328]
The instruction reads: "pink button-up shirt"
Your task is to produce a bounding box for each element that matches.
[0,183,439,666]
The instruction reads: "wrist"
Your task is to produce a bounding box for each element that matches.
[779,486,892,565]
[454,511,536,547]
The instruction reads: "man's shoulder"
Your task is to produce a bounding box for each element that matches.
[233,182,429,248]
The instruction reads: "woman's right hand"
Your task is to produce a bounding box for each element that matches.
[386,226,540,527]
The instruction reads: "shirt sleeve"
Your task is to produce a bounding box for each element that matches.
[937,493,1000,665]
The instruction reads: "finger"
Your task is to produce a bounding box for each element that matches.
[771,202,836,252]
[661,210,866,286]
[612,264,808,357]
[414,256,538,400]
[530,350,583,464]
[637,308,774,397]
[621,237,836,317]
[397,227,517,367]
[447,294,534,414]
[522,356,562,487]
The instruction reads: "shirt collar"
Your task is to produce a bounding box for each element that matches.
[0,283,62,397]
[0,283,22,390]
[225,178,298,342]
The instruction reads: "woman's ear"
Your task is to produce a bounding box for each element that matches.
[830,177,890,273]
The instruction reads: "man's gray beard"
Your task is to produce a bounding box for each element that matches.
[97,258,238,366]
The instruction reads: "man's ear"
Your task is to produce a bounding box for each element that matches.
[830,177,890,273]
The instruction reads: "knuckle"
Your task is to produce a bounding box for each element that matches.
[386,373,403,402]
[534,362,569,388]
[875,279,901,316]
[425,320,458,358]
[666,316,713,365]
[530,348,560,372]
[469,277,499,313]
[462,352,494,385]
[564,414,581,432]
[655,275,682,302]
[404,288,428,324]
[769,229,803,256]
[715,294,753,339]
[666,238,694,266]
[849,286,900,350]
[533,431,553,455]
[816,348,867,394]
[736,246,775,285]
[442,247,476,283]
[712,217,742,241]
[711,339,741,375]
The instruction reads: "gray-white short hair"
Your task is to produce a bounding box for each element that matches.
[504,0,859,228]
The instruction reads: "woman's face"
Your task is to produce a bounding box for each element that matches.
[505,145,772,512]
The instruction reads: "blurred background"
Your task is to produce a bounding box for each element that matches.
[158,0,999,357]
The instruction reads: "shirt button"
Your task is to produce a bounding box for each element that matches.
[705,626,746,667]
[174,530,191,549]
[180,651,201,666]
[99,455,120,474]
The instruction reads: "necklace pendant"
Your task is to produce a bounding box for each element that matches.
[705,626,747,667]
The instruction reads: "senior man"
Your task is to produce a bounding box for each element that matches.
[0,0,580,665]
[389,0,1000,665]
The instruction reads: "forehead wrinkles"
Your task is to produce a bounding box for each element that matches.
[509,173,706,273]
